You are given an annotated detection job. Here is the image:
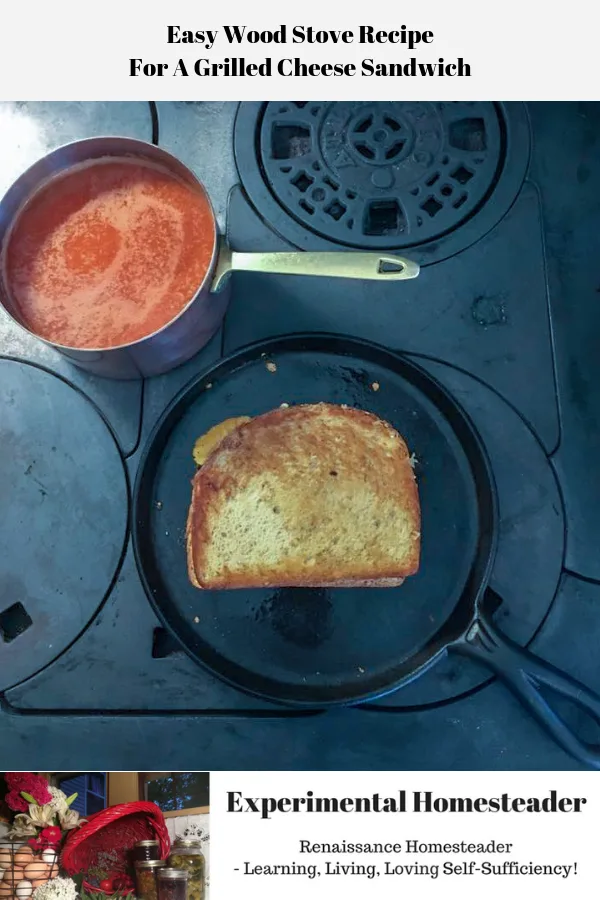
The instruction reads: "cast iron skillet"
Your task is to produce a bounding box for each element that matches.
[133,334,600,767]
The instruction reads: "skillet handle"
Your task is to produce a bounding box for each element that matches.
[454,613,600,769]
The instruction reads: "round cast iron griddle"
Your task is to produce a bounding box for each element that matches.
[134,335,600,766]
[0,358,128,689]
[133,334,493,704]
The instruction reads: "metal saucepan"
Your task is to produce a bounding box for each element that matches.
[0,137,419,380]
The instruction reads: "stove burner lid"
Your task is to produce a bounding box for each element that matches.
[0,359,128,689]
[262,102,504,248]
[235,101,530,261]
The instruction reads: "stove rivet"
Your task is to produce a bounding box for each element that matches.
[371,169,395,189]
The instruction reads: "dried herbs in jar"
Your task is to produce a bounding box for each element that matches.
[167,840,205,900]
[135,859,167,900]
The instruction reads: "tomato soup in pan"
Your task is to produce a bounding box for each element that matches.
[3,158,216,349]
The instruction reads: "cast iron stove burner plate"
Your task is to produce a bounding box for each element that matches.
[133,335,562,708]
[234,102,530,263]
[0,359,128,690]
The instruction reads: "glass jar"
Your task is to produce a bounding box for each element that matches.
[157,869,189,900]
[135,859,167,900]
[167,840,205,900]
[132,840,162,862]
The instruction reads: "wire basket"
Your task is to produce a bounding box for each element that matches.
[61,803,170,895]
[0,840,60,900]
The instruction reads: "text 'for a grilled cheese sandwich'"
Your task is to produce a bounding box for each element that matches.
[129,25,472,78]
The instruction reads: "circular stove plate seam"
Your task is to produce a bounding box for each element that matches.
[0,356,130,690]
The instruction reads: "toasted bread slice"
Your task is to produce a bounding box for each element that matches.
[186,403,420,589]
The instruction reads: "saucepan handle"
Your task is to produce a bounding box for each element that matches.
[453,612,600,768]
[211,249,420,291]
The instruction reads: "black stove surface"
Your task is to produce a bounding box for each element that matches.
[0,101,599,770]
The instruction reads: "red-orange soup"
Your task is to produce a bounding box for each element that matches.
[3,158,216,348]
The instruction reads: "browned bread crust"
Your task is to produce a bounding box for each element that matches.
[186,403,420,590]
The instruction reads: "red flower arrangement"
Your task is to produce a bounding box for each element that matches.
[4,772,85,851]
[5,772,53,809]
[29,826,63,850]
